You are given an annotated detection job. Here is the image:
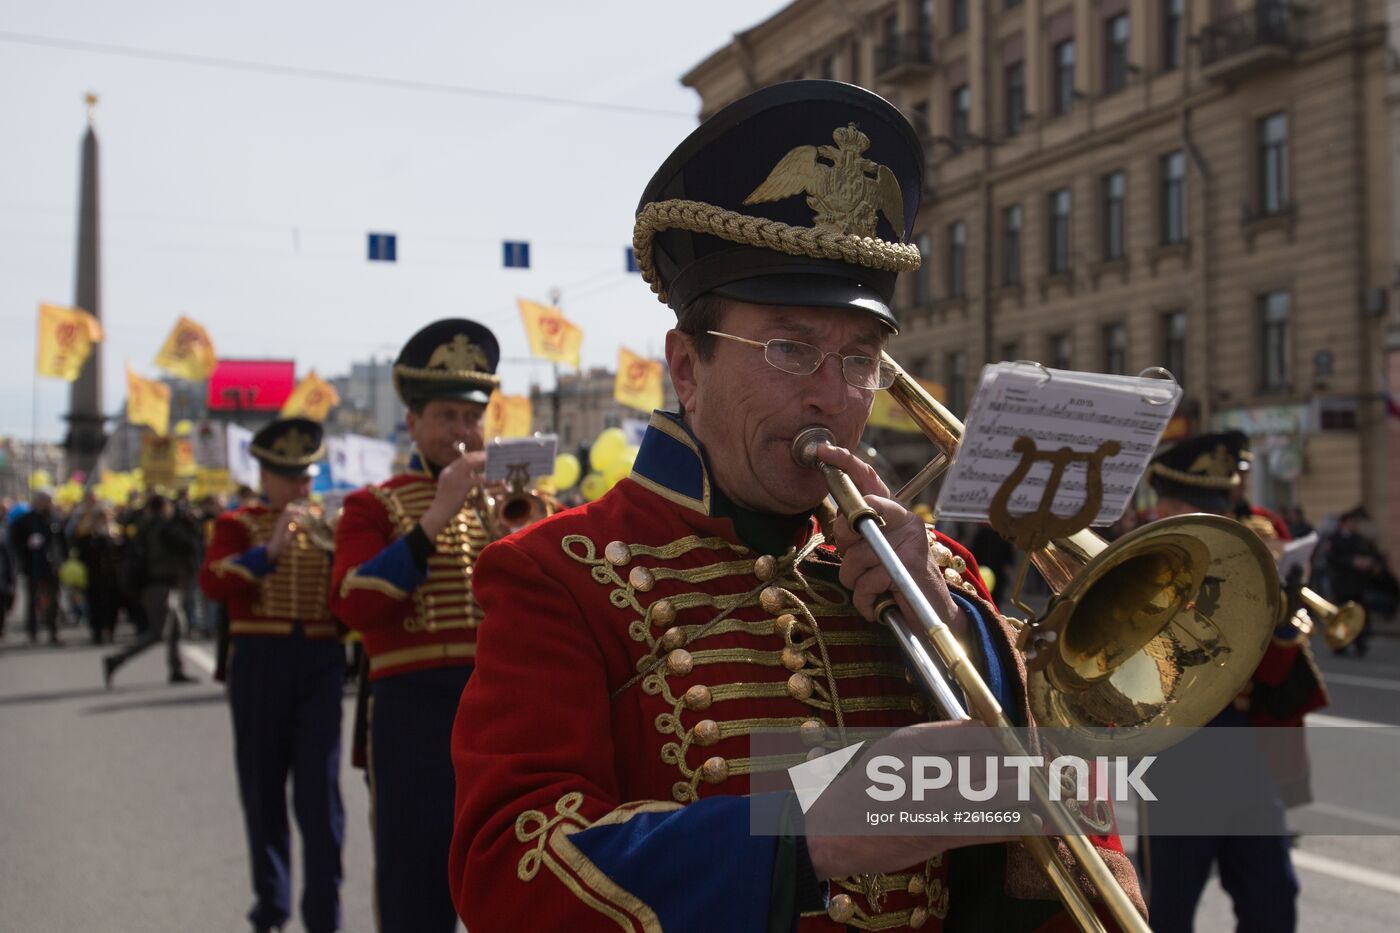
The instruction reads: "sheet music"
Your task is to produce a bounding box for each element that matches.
[934,363,1181,526]
[1277,532,1318,582]
[485,435,558,484]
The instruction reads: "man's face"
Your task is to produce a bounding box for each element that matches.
[407,398,486,468]
[261,470,312,511]
[668,300,885,514]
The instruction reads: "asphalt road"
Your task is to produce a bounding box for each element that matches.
[2,607,1398,931]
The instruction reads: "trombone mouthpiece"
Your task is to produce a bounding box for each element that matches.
[791,426,835,469]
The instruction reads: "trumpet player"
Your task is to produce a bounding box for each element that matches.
[448,82,1141,932]
[329,318,500,933]
[197,417,344,933]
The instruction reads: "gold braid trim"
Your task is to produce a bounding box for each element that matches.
[632,199,922,304]
[392,363,501,385]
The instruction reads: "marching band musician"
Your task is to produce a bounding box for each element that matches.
[329,318,500,933]
[198,417,344,933]
[449,81,1142,932]
[1138,430,1327,933]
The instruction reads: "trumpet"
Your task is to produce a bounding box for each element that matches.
[287,500,338,552]
[452,442,556,540]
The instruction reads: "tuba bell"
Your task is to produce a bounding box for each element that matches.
[879,353,1284,756]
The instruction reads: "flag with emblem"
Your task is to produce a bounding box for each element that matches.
[867,378,945,433]
[281,370,341,422]
[613,348,663,413]
[484,390,533,439]
[35,303,102,381]
[126,364,171,436]
[153,315,218,381]
[518,299,583,369]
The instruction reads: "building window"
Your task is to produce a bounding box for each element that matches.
[1102,170,1126,261]
[1162,0,1184,71]
[951,85,971,141]
[1048,188,1072,274]
[948,221,967,298]
[1104,14,1130,94]
[915,232,932,306]
[1053,39,1076,116]
[1103,322,1127,374]
[1258,112,1290,216]
[917,0,934,43]
[1160,150,1187,245]
[849,37,861,83]
[999,341,1020,362]
[946,351,967,416]
[820,55,835,80]
[1261,290,1291,390]
[951,0,969,34]
[911,101,930,139]
[1163,309,1186,385]
[1051,333,1073,370]
[1002,204,1023,286]
[1005,61,1026,136]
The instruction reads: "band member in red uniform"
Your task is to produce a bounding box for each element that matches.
[199,417,344,933]
[449,81,1142,932]
[1139,431,1327,933]
[329,318,498,933]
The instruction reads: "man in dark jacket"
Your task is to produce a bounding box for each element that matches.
[9,492,64,645]
[102,494,203,685]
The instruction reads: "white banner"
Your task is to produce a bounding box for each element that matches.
[328,434,396,488]
[226,423,258,489]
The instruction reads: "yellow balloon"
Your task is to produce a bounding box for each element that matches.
[601,444,639,488]
[174,419,194,436]
[589,427,628,472]
[580,472,609,502]
[29,469,52,490]
[551,453,582,490]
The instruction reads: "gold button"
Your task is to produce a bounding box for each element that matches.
[760,586,786,613]
[774,613,798,637]
[693,719,720,746]
[786,672,814,701]
[666,649,693,676]
[930,542,953,568]
[780,646,806,672]
[700,756,729,784]
[907,874,926,896]
[943,567,962,587]
[605,541,630,566]
[805,747,826,761]
[950,555,967,574]
[629,566,656,592]
[683,685,712,710]
[754,554,777,581]
[910,905,929,928]
[799,719,827,747]
[963,581,978,595]
[659,627,686,651]
[827,893,856,923]
[649,599,676,626]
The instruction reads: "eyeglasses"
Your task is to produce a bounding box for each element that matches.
[706,330,896,390]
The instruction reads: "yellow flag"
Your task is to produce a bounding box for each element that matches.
[281,370,341,422]
[126,364,172,437]
[153,315,218,381]
[614,348,664,413]
[484,390,533,439]
[518,299,583,368]
[36,303,102,381]
[867,378,945,433]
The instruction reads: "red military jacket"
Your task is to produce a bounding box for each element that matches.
[450,412,1142,933]
[199,503,337,639]
[330,452,492,681]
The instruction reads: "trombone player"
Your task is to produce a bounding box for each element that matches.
[330,318,501,933]
[449,81,1142,931]
[198,416,344,933]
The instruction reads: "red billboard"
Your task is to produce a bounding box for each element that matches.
[206,359,297,412]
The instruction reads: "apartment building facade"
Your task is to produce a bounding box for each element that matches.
[684,0,1399,538]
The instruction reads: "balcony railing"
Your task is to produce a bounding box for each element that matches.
[1198,1,1304,74]
[875,33,935,81]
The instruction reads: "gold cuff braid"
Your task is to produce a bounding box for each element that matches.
[632,199,923,305]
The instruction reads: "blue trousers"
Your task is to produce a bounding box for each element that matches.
[1141,833,1298,933]
[368,664,472,933]
[229,631,346,933]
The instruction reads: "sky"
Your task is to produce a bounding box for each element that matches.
[0,0,791,442]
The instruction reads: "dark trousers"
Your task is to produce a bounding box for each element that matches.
[108,584,184,677]
[229,630,346,933]
[24,575,59,642]
[368,664,472,933]
[1141,833,1298,933]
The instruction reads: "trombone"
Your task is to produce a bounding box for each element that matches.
[795,353,1293,932]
